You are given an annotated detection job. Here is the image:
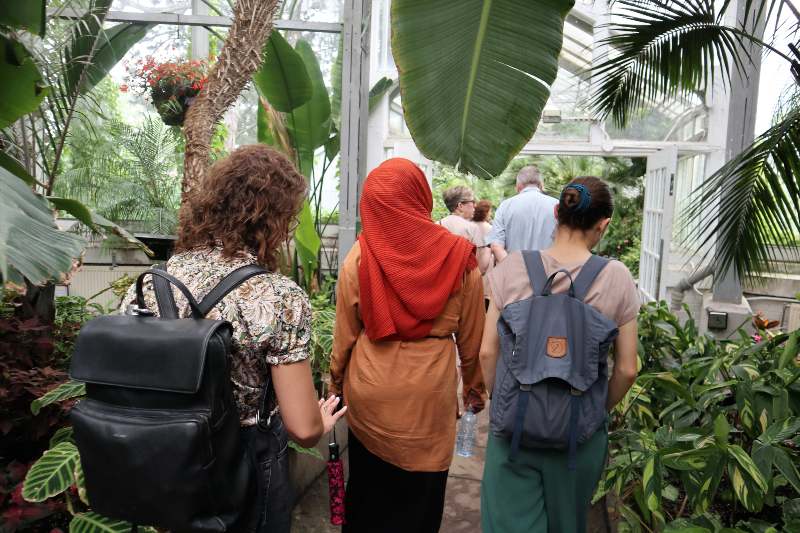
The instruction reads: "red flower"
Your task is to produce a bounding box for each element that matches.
[119,84,129,93]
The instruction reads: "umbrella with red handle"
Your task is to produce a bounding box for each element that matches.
[327,426,346,525]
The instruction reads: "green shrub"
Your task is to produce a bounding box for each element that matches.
[601,302,800,532]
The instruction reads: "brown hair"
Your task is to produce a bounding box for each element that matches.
[176,145,307,270]
[472,200,492,222]
[557,176,613,231]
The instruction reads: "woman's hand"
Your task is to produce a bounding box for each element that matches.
[319,395,348,435]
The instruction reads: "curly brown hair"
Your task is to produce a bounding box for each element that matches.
[176,145,307,270]
[472,200,492,222]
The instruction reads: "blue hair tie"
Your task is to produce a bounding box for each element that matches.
[561,184,592,213]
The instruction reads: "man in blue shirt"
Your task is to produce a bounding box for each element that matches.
[487,166,558,262]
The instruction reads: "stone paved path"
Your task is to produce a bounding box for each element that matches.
[291,408,489,533]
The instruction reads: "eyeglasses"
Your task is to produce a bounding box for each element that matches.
[459,200,476,206]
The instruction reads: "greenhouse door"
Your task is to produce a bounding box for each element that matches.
[639,146,677,302]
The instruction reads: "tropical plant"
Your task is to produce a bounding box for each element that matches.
[589,0,800,280]
[390,0,575,179]
[182,0,281,193]
[55,116,183,235]
[0,0,152,285]
[309,276,337,390]
[252,31,393,289]
[599,302,800,532]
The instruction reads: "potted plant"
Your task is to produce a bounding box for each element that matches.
[125,57,208,126]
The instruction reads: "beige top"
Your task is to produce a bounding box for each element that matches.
[488,251,640,327]
[329,243,486,472]
[439,214,482,247]
[474,220,494,297]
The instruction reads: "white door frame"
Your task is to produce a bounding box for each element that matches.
[639,146,678,302]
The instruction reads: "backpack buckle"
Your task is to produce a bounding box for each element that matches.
[256,409,272,429]
[520,384,532,392]
[126,304,154,317]
[570,387,583,396]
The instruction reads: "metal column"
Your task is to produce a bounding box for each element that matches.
[338,0,371,269]
[190,0,210,59]
[707,0,765,304]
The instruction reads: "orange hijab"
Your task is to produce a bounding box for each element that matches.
[358,158,477,341]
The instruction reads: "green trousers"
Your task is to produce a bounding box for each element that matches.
[480,428,608,533]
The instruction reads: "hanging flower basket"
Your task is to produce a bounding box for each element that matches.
[126,57,208,127]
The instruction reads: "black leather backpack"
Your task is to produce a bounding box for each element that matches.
[69,264,268,532]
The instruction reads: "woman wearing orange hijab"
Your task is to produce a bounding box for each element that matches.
[329,158,487,532]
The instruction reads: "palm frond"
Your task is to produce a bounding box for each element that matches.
[591,0,780,127]
[679,106,800,279]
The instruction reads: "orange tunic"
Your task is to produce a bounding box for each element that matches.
[329,243,486,472]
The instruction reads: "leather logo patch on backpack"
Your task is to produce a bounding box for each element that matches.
[546,337,568,358]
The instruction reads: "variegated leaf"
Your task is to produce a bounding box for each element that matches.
[774,447,800,494]
[642,454,663,512]
[22,441,79,502]
[69,512,131,533]
[31,380,86,415]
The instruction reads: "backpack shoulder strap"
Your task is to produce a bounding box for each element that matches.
[198,264,269,317]
[152,263,179,319]
[572,255,610,301]
[521,251,549,297]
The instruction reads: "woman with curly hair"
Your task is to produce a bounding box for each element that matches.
[121,144,345,533]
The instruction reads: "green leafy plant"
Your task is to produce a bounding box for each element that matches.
[54,116,183,236]
[600,302,800,531]
[253,32,393,290]
[0,0,152,285]
[309,276,337,388]
[589,0,800,281]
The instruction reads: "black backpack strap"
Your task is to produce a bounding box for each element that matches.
[572,255,610,301]
[256,368,276,430]
[197,264,269,317]
[152,264,179,319]
[521,251,549,297]
[136,269,203,318]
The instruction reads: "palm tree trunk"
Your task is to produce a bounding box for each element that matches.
[182,0,281,195]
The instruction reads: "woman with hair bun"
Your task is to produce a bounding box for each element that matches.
[478,177,640,533]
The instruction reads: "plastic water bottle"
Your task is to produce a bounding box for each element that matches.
[456,408,477,457]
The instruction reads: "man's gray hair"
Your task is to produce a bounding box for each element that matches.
[516,165,543,189]
[442,185,474,213]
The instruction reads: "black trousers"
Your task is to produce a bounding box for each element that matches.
[343,430,449,533]
[233,416,292,533]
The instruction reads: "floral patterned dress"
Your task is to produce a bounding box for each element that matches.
[120,246,312,425]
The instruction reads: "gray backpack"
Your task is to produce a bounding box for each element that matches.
[490,251,619,466]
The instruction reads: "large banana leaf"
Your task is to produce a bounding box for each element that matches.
[0,151,36,186]
[48,196,154,256]
[391,0,574,178]
[330,35,343,127]
[0,0,46,36]
[288,40,332,177]
[253,31,312,113]
[0,36,48,129]
[369,77,394,111]
[257,97,295,159]
[0,167,85,285]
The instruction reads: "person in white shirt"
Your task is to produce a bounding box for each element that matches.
[487,166,558,263]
